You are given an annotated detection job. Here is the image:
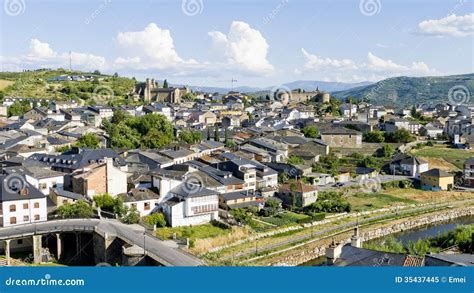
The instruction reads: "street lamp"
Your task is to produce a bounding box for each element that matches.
[143,232,146,256]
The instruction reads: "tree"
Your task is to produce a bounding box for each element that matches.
[214,127,219,142]
[230,208,252,225]
[181,92,195,101]
[358,156,379,169]
[180,130,202,144]
[93,70,101,75]
[111,110,127,124]
[145,213,167,227]
[163,79,169,88]
[113,72,119,78]
[142,128,173,149]
[290,193,297,210]
[363,131,385,143]
[7,101,31,117]
[385,129,415,143]
[224,128,229,144]
[122,206,140,224]
[93,194,115,211]
[113,197,128,217]
[76,133,100,149]
[57,200,95,218]
[302,125,319,138]
[287,155,304,165]
[377,144,395,158]
[265,198,281,216]
[109,122,141,149]
[278,172,289,183]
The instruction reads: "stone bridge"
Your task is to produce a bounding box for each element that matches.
[0,218,203,267]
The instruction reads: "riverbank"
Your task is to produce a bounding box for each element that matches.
[250,206,474,266]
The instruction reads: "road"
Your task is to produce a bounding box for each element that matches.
[0,218,203,267]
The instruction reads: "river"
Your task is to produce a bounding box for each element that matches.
[300,215,474,266]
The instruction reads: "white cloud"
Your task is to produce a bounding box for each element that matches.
[113,23,199,71]
[208,21,274,74]
[1,39,106,71]
[299,49,437,82]
[301,48,357,70]
[416,13,474,37]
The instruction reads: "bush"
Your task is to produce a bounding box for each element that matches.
[57,200,95,218]
[144,213,167,227]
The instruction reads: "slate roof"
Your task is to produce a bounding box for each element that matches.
[170,183,218,198]
[26,148,126,170]
[0,174,46,202]
[421,168,452,177]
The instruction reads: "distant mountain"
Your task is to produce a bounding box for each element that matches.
[279,80,373,92]
[332,73,474,106]
[181,80,372,95]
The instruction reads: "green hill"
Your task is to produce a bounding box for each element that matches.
[0,69,136,105]
[332,73,474,106]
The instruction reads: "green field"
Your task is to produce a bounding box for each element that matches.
[411,145,474,169]
[155,223,230,240]
[260,211,310,227]
[348,192,417,212]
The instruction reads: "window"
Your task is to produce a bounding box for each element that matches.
[131,203,137,209]
[39,183,47,190]
[34,215,40,221]
[17,239,23,245]
[9,205,16,212]
[34,202,40,209]
[144,202,150,211]
[23,215,29,222]
[63,200,68,205]
[23,203,28,209]
[10,217,16,224]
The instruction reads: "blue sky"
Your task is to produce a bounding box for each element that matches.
[1,0,473,87]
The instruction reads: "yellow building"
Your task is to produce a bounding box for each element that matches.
[420,168,454,191]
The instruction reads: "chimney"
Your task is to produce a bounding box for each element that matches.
[325,239,342,264]
[351,225,362,248]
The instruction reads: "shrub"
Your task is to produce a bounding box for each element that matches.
[144,213,167,227]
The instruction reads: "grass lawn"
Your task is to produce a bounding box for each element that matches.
[155,223,231,240]
[261,211,310,227]
[348,192,417,212]
[411,145,474,170]
[383,187,474,203]
[0,79,14,90]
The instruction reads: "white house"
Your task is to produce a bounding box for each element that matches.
[0,174,48,227]
[118,188,160,217]
[162,183,219,227]
[4,166,65,195]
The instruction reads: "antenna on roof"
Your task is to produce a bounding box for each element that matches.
[231,78,237,90]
